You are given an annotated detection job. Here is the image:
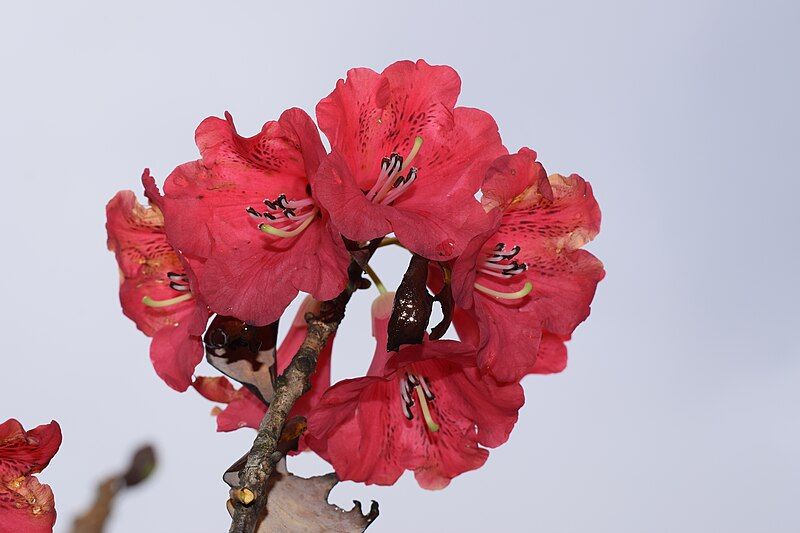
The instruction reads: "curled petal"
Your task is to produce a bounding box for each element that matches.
[0,420,62,481]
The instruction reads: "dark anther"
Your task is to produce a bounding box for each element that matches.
[503,245,521,259]
[246,206,262,218]
[263,196,284,210]
[387,255,433,352]
[169,281,190,291]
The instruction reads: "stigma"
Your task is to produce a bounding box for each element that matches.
[246,194,318,238]
[474,243,533,300]
[366,136,423,205]
[399,372,439,432]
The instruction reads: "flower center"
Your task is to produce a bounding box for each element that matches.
[247,194,318,238]
[399,372,439,432]
[365,136,423,206]
[142,271,194,308]
[474,243,533,300]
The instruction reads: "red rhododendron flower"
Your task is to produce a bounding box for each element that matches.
[194,297,333,452]
[106,175,209,391]
[312,59,507,260]
[0,419,61,533]
[156,109,350,326]
[449,148,605,383]
[307,293,523,489]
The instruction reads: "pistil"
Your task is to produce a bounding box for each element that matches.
[399,372,440,432]
[474,281,533,300]
[142,293,194,308]
[415,385,440,432]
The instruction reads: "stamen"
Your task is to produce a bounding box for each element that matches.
[400,378,412,405]
[401,401,413,420]
[474,281,533,300]
[169,282,191,291]
[371,155,403,203]
[282,198,314,209]
[142,293,194,308]
[250,192,318,235]
[380,168,417,205]
[259,208,317,238]
[284,209,315,222]
[367,137,424,205]
[415,385,439,432]
[263,194,286,211]
[486,245,520,262]
[418,376,435,401]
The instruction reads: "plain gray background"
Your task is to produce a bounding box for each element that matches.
[2,1,798,532]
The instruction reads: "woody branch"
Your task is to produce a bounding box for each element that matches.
[228,256,371,533]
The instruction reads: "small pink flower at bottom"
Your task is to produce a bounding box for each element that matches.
[306,293,523,489]
[0,419,62,533]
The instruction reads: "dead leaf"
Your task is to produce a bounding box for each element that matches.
[257,472,378,533]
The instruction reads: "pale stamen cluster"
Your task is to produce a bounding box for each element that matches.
[474,243,533,300]
[399,372,439,432]
[366,136,423,206]
[247,194,318,238]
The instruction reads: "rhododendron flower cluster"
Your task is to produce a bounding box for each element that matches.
[107,59,604,490]
[0,419,61,533]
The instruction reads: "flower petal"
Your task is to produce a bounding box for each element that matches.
[198,216,348,325]
[192,376,237,404]
[0,477,56,533]
[530,331,569,374]
[0,420,61,481]
[216,388,266,432]
[147,303,207,392]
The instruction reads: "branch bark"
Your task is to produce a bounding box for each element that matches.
[228,256,372,533]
